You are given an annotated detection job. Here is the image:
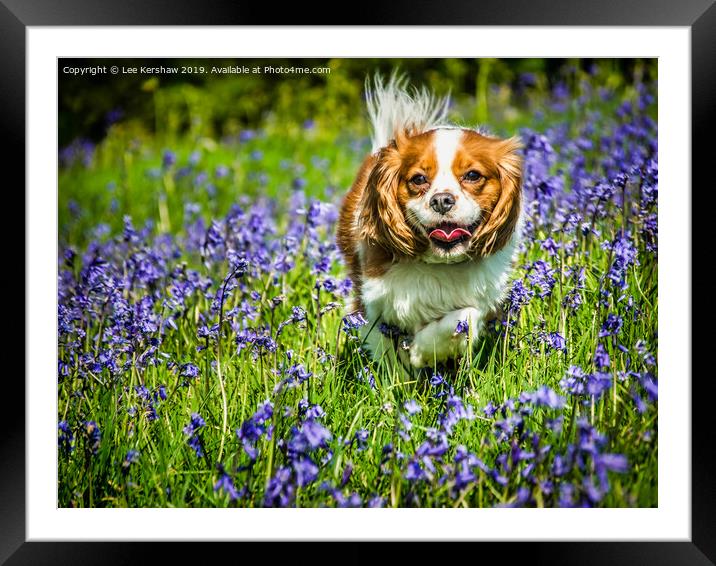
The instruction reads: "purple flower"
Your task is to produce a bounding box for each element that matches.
[354,429,370,451]
[358,366,376,389]
[544,332,566,352]
[105,107,124,125]
[640,373,658,401]
[528,386,566,409]
[340,462,353,487]
[333,491,362,508]
[342,312,368,332]
[122,449,140,473]
[301,420,332,450]
[440,394,474,435]
[379,322,405,339]
[403,399,422,416]
[482,401,497,418]
[264,467,295,507]
[180,363,200,379]
[526,260,557,298]
[214,470,240,501]
[594,343,610,369]
[239,129,256,142]
[501,487,531,508]
[599,314,623,337]
[184,413,206,458]
[605,234,639,290]
[583,476,604,504]
[404,460,428,482]
[236,400,274,460]
[506,279,533,314]
[455,320,469,335]
[184,413,205,435]
[558,482,575,507]
[595,453,628,473]
[292,457,319,487]
[162,149,176,169]
[368,496,385,508]
[82,421,101,455]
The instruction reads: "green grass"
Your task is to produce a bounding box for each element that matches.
[57,76,657,508]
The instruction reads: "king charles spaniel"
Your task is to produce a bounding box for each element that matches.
[337,74,524,372]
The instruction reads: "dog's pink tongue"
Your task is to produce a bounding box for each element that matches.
[429,227,471,242]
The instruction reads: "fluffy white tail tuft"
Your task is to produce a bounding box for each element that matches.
[365,72,451,153]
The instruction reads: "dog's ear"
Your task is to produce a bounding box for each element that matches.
[358,145,417,259]
[473,136,523,256]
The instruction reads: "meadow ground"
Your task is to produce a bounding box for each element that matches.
[57,62,657,508]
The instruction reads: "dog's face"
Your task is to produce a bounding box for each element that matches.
[359,127,523,263]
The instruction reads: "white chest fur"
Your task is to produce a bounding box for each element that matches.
[361,237,518,336]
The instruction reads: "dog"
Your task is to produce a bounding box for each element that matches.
[337,74,523,373]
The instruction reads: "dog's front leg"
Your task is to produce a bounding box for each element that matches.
[408,307,483,369]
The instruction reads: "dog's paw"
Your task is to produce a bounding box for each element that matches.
[408,308,481,368]
[408,340,431,369]
[408,322,470,368]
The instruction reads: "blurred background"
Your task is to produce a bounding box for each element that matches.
[60,57,656,144]
[58,57,657,245]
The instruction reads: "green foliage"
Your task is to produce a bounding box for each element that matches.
[57,59,657,508]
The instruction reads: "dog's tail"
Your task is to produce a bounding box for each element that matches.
[365,72,450,153]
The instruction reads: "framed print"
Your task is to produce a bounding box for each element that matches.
[7,0,713,564]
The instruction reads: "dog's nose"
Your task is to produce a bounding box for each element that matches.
[430,192,456,214]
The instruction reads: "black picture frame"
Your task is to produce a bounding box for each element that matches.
[6,1,712,564]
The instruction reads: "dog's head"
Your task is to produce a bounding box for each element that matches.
[359,127,523,263]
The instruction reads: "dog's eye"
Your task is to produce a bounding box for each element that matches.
[410,174,428,186]
[463,170,482,182]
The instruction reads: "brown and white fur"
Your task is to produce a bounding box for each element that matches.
[337,74,523,372]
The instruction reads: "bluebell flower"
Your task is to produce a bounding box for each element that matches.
[358,366,376,389]
[640,373,658,401]
[180,363,200,379]
[183,413,206,458]
[506,279,533,314]
[82,421,101,455]
[403,399,422,416]
[264,467,295,507]
[214,469,240,501]
[367,496,385,508]
[558,482,575,507]
[593,343,610,369]
[300,420,332,450]
[544,332,566,352]
[482,401,497,418]
[292,457,319,487]
[239,129,256,142]
[440,394,475,435]
[600,314,623,337]
[340,462,353,487]
[526,261,557,298]
[455,320,470,335]
[236,400,274,460]
[337,279,353,296]
[378,322,405,339]
[583,476,603,504]
[162,149,176,169]
[354,430,370,451]
[342,312,368,333]
[525,386,566,409]
[122,449,140,473]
